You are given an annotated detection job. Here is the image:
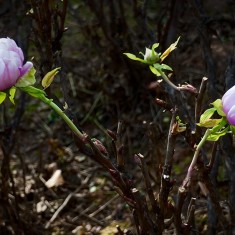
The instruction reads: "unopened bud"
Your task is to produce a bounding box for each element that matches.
[42,67,61,89]
[144,48,160,64]
[92,138,108,155]
[107,129,117,141]
[180,84,198,95]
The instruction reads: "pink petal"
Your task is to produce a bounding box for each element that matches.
[0,38,24,62]
[0,59,8,90]
[0,59,14,91]
[0,49,10,59]
[227,105,235,126]
[19,61,33,77]
[5,59,20,85]
[0,37,30,91]
[9,51,22,67]
[222,85,235,114]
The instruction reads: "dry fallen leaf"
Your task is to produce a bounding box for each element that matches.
[45,169,64,188]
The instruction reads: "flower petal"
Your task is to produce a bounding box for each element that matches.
[227,105,235,126]
[144,48,152,61]
[5,59,20,86]
[9,51,22,67]
[222,85,235,114]
[0,38,24,63]
[0,58,8,90]
[19,61,33,77]
[0,37,30,91]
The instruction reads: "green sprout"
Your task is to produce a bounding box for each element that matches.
[124,37,180,90]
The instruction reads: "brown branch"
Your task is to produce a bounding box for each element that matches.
[131,188,158,234]
[158,107,177,232]
[197,159,229,228]
[174,186,187,234]
[185,197,196,228]
[137,153,160,216]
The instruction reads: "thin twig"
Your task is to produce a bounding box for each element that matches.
[206,141,218,171]
[116,121,125,169]
[195,77,208,124]
[72,203,96,222]
[137,153,160,216]
[45,177,91,229]
[80,213,105,226]
[80,91,102,125]
[89,194,119,217]
[186,197,196,223]
[45,191,75,229]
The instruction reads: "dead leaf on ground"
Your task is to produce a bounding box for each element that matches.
[45,169,64,188]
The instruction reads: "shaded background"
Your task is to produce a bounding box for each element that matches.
[0,0,235,234]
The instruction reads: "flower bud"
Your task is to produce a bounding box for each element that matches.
[0,38,33,91]
[42,67,60,89]
[180,84,198,95]
[144,48,160,64]
[222,85,235,125]
[92,138,108,155]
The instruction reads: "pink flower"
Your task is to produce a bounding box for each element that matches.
[222,85,235,125]
[0,38,33,91]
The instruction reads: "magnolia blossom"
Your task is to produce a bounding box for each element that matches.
[0,37,33,91]
[143,47,159,64]
[222,85,235,125]
[144,48,152,61]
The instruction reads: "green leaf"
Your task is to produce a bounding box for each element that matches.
[152,43,159,51]
[211,117,227,132]
[123,53,147,63]
[151,43,160,60]
[161,64,173,71]
[197,118,222,128]
[207,126,229,141]
[9,87,16,105]
[153,63,173,72]
[230,125,235,135]
[211,99,226,116]
[0,92,7,104]
[149,65,161,76]
[160,36,180,61]
[199,108,216,125]
[16,67,36,88]
[153,63,161,69]
[20,86,46,99]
